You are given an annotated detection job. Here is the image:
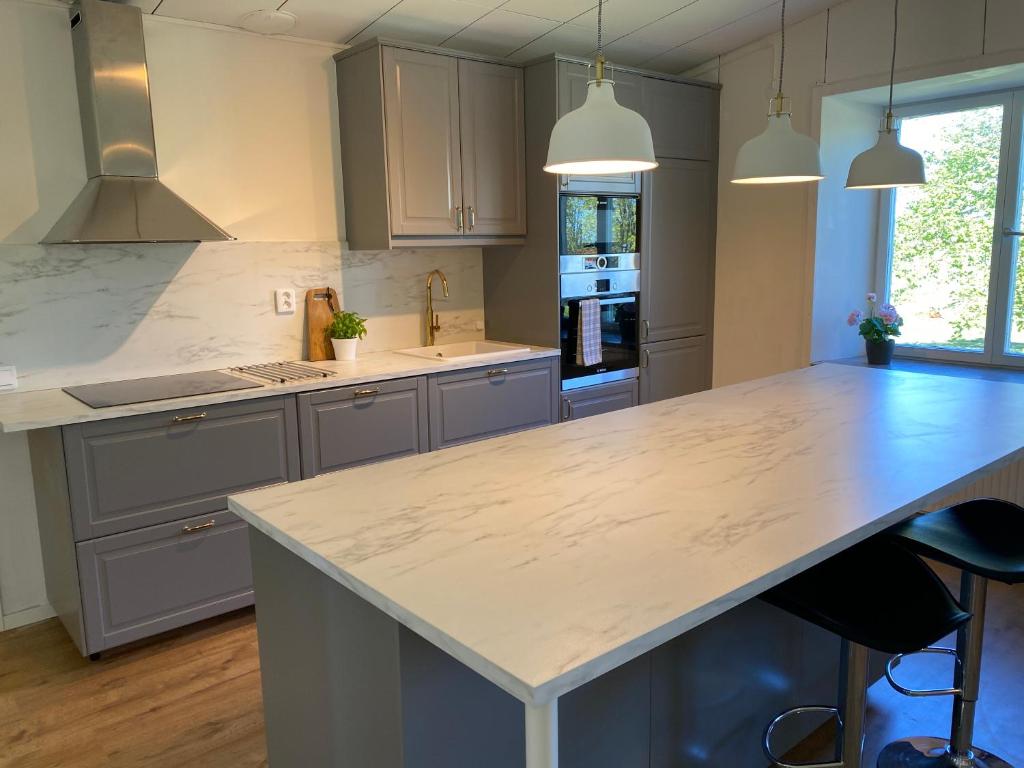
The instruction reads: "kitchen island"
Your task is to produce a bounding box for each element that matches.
[228,363,1024,767]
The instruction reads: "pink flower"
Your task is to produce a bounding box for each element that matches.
[847,310,863,327]
[879,302,900,325]
[866,292,877,303]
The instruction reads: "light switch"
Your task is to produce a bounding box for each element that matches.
[275,288,296,315]
[0,364,17,392]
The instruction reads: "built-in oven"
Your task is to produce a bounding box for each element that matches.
[560,268,640,391]
[559,193,640,260]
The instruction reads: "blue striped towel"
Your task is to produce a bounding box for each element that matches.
[576,298,602,367]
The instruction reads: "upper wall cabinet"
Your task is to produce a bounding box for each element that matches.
[640,78,717,161]
[336,42,527,250]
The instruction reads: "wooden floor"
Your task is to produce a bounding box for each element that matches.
[0,610,266,768]
[1,562,1021,767]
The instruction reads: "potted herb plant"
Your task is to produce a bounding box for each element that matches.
[848,292,903,365]
[327,310,367,361]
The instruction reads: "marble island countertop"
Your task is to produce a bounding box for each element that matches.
[0,345,560,433]
[228,363,1024,707]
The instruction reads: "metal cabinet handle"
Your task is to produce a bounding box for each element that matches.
[1005,228,1024,237]
[467,206,476,231]
[487,368,509,377]
[642,319,650,339]
[182,519,215,534]
[172,412,207,423]
[455,207,464,232]
[566,399,574,420]
[642,349,650,368]
[560,175,568,188]
[353,387,380,398]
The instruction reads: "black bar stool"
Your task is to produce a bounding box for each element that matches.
[878,498,1024,768]
[761,537,971,768]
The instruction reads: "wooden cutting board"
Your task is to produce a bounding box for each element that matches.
[305,287,340,361]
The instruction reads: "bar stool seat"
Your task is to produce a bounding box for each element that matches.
[761,537,969,768]
[878,499,1024,768]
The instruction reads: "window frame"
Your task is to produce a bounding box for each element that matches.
[875,89,1020,366]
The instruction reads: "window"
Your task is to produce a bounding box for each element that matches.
[877,90,1024,366]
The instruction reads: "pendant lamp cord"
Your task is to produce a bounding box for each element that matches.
[778,0,786,98]
[886,0,899,128]
[597,0,604,57]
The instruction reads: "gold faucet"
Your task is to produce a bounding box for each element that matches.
[425,269,449,346]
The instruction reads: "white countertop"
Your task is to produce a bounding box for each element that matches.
[0,346,560,433]
[228,363,1024,706]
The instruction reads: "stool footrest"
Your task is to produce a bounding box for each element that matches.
[886,647,963,698]
[764,705,844,768]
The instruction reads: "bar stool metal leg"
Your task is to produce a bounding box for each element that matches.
[877,573,1013,768]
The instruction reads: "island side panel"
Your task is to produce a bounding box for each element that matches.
[249,529,404,767]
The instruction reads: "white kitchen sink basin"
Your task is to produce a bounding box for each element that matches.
[395,341,532,362]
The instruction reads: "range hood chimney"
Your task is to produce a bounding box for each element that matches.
[43,0,232,244]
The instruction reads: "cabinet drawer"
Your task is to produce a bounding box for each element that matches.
[561,379,638,421]
[76,510,254,653]
[298,377,428,478]
[428,359,558,450]
[640,337,710,405]
[63,396,300,540]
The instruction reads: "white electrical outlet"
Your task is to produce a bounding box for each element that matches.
[275,288,296,315]
[0,364,17,392]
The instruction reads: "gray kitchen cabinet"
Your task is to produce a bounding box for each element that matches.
[641,158,715,344]
[458,59,527,236]
[556,60,643,195]
[641,78,717,161]
[640,337,710,405]
[428,358,559,450]
[297,377,429,478]
[77,510,254,653]
[63,396,301,540]
[561,379,638,422]
[336,41,527,249]
[31,394,300,656]
[381,46,464,237]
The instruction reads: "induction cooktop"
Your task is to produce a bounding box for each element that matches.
[63,370,262,409]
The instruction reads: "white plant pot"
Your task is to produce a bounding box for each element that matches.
[331,338,358,361]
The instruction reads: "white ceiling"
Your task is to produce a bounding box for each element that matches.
[125,0,837,74]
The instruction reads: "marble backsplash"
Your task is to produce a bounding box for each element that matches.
[0,241,485,392]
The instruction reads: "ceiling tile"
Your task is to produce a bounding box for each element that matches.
[349,0,495,47]
[124,0,162,12]
[444,10,560,57]
[568,0,690,42]
[501,0,598,22]
[506,22,597,62]
[154,0,271,28]
[275,0,399,44]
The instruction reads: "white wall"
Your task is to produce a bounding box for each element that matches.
[0,0,484,629]
[696,0,1024,386]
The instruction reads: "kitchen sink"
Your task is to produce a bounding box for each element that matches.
[395,340,532,362]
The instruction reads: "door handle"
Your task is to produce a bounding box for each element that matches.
[182,519,215,535]
[455,207,464,232]
[467,206,476,231]
[560,175,569,188]
[642,349,650,368]
[642,320,650,339]
[1005,228,1024,237]
[353,387,380,398]
[171,412,207,423]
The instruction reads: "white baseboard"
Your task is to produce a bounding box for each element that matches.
[2,603,56,632]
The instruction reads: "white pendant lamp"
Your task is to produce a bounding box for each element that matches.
[544,0,657,176]
[846,0,926,189]
[732,0,823,185]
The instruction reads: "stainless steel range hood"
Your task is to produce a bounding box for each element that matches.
[43,0,232,244]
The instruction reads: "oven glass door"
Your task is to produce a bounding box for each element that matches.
[559,194,639,256]
[560,294,639,386]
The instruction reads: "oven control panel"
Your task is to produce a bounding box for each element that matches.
[560,269,641,299]
[559,253,640,274]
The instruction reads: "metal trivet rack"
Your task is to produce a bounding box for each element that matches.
[231,361,336,385]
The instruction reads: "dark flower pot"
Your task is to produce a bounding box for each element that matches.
[865,339,895,365]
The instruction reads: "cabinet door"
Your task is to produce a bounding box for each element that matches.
[428,359,558,450]
[557,61,643,194]
[63,396,300,541]
[641,79,717,160]
[458,60,527,236]
[77,510,253,653]
[641,158,714,343]
[382,47,463,236]
[640,337,709,405]
[561,379,638,421]
[297,378,428,478]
